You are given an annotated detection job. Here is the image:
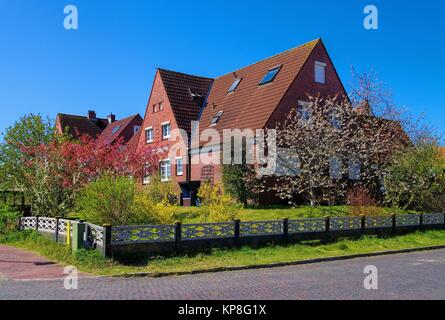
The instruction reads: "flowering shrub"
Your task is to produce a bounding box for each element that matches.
[21,135,159,217]
[197,182,242,222]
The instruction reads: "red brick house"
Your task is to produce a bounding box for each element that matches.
[134,68,213,204]
[190,39,347,201]
[56,111,142,145]
[137,38,408,205]
[136,39,349,204]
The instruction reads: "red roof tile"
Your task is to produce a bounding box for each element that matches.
[57,113,108,139]
[97,114,143,145]
[198,39,320,145]
[158,69,214,135]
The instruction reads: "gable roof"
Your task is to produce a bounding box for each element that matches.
[158,69,214,135]
[97,114,142,145]
[197,39,320,142]
[126,126,142,155]
[57,113,108,139]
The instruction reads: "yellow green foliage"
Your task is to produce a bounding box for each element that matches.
[197,182,242,222]
[131,191,176,225]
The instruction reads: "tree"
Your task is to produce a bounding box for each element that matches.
[384,143,445,211]
[221,162,260,206]
[20,135,159,217]
[349,67,441,145]
[0,114,56,190]
[267,95,407,206]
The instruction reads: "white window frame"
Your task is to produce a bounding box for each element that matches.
[161,122,171,140]
[315,61,326,84]
[175,157,184,176]
[297,101,311,122]
[142,163,151,185]
[160,159,171,182]
[145,127,153,143]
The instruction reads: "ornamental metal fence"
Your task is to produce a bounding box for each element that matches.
[20,213,445,258]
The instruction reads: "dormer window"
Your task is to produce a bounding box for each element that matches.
[259,65,281,85]
[112,125,121,135]
[210,111,224,126]
[228,78,242,93]
[315,61,326,84]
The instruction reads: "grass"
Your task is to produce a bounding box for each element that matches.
[173,205,418,223]
[2,229,445,276]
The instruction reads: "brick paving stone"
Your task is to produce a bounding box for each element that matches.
[0,248,444,300]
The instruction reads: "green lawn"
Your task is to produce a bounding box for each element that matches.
[3,229,444,276]
[173,205,417,223]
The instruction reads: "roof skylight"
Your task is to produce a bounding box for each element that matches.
[228,78,242,93]
[259,65,282,85]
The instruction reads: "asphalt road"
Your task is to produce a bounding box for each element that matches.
[1,249,444,300]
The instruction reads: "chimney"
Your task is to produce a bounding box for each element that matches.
[107,113,116,124]
[87,110,96,120]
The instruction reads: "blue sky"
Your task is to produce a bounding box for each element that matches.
[1,0,444,143]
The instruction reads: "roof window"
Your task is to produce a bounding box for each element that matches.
[259,65,281,85]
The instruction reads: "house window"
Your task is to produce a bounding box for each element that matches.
[210,111,224,126]
[134,126,141,135]
[143,163,151,185]
[315,61,326,84]
[228,78,242,93]
[348,158,361,181]
[160,159,171,181]
[176,157,184,176]
[153,104,157,113]
[297,101,311,122]
[329,112,341,129]
[145,127,153,143]
[259,65,281,85]
[329,156,342,180]
[162,122,171,139]
[159,102,164,111]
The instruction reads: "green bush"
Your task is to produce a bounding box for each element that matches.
[142,174,177,205]
[0,205,20,235]
[131,190,176,225]
[76,175,137,225]
[384,144,445,211]
[76,175,177,226]
[197,182,242,222]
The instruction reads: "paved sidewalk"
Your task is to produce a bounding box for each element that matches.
[0,245,88,281]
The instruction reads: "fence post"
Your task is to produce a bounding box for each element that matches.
[35,215,40,232]
[175,222,182,251]
[72,221,86,253]
[325,216,330,240]
[17,217,22,231]
[234,219,241,247]
[283,218,289,242]
[102,224,112,258]
[392,214,397,234]
[55,216,61,242]
[361,215,366,235]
